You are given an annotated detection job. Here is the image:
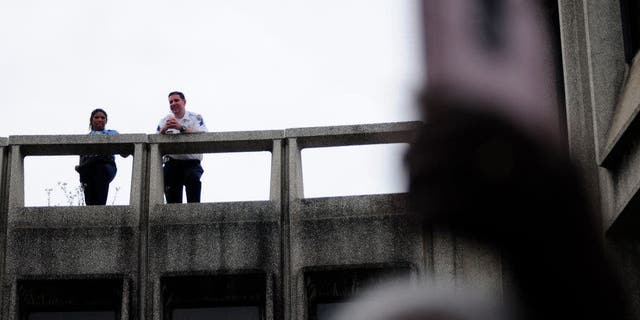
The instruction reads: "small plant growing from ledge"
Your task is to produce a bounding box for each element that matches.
[44,188,53,206]
[43,181,120,206]
[58,182,84,206]
[111,186,121,205]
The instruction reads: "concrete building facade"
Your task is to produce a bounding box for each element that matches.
[559,1,640,316]
[2,1,640,319]
[0,122,455,320]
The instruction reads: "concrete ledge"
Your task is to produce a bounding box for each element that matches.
[9,133,148,145]
[295,194,410,220]
[290,193,421,274]
[149,222,279,271]
[7,226,137,275]
[149,130,284,143]
[148,202,281,274]
[8,206,136,228]
[10,134,148,156]
[150,130,284,154]
[285,122,422,148]
[291,214,422,267]
[150,201,279,225]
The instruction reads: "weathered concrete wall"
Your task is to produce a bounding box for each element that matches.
[559,0,640,317]
[2,1,639,318]
[559,0,627,229]
[2,134,146,320]
[0,123,504,320]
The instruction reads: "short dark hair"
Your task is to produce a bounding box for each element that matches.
[168,91,185,100]
[89,108,108,130]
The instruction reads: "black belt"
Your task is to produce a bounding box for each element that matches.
[163,156,200,164]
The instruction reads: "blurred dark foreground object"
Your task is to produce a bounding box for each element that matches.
[407,100,630,320]
[411,0,629,318]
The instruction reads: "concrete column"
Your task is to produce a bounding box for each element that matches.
[270,139,282,203]
[582,0,626,161]
[455,238,502,293]
[121,279,130,320]
[286,138,303,202]
[7,145,23,210]
[558,0,605,228]
[0,141,6,319]
[430,227,456,288]
[151,278,161,320]
[0,141,7,213]
[283,137,305,320]
[132,142,148,320]
[130,143,146,211]
[147,144,164,207]
[5,281,16,320]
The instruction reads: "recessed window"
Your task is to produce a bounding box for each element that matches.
[162,273,266,320]
[172,307,260,320]
[305,266,412,320]
[28,311,116,320]
[18,278,126,320]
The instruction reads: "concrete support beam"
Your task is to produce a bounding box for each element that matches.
[581,1,626,162]
[286,138,304,201]
[0,138,7,318]
[7,145,24,210]
[558,0,603,222]
[269,139,282,203]
[147,143,164,207]
[130,143,147,212]
[0,138,7,208]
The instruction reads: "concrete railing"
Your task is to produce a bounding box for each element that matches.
[0,122,429,320]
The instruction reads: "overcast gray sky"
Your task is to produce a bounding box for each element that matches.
[1,0,422,205]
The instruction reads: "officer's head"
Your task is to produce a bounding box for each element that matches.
[168,91,187,117]
[89,108,108,131]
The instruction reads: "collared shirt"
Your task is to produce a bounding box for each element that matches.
[81,129,120,163]
[156,110,208,161]
[89,129,119,161]
[90,129,119,135]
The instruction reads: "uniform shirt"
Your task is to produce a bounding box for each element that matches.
[85,129,119,162]
[90,129,119,135]
[156,110,208,161]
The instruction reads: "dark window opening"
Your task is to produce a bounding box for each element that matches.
[28,311,116,320]
[542,0,568,149]
[620,0,640,63]
[305,265,412,320]
[18,278,126,320]
[162,273,266,320]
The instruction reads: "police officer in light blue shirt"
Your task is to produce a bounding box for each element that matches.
[157,91,208,203]
[75,108,119,205]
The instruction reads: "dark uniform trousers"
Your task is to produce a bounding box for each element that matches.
[163,158,204,203]
[80,162,117,205]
